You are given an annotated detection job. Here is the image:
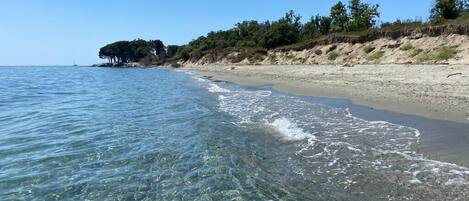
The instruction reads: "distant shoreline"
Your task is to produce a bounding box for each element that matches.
[186,64,469,124]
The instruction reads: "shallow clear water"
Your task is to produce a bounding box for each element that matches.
[0,66,468,200]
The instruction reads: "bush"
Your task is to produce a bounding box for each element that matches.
[328,52,339,61]
[431,46,456,60]
[380,18,428,31]
[380,19,426,31]
[409,49,423,57]
[190,49,203,61]
[414,46,457,62]
[367,51,385,60]
[226,48,266,63]
[400,43,414,51]
[363,44,376,53]
[415,52,431,62]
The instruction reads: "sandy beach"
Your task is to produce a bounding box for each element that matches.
[187,64,469,123]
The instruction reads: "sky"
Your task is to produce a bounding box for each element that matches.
[0,0,435,66]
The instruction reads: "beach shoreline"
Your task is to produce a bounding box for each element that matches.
[186,64,469,124]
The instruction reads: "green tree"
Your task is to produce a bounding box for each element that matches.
[130,39,151,61]
[99,39,168,64]
[111,41,132,63]
[166,45,180,58]
[330,1,349,32]
[283,10,302,31]
[300,19,319,41]
[347,0,380,31]
[147,40,164,55]
[260,11,302,48]
[431,0,465,20]
[313,15,333,35]
[235,21,267,47]
[99,45,113,63]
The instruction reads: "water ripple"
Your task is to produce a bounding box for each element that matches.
[1,66,468,200]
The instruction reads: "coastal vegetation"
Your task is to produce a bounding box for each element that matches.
[328,52,339,61]
[97,0,469,66]
[399,43,414,51]
[362,44,376,53]
[99,39,167,64]
[176,0,381,62]
[367,51,385,61]
[409,49,424,58]
[432,46,457,60]
[415,46,458,61]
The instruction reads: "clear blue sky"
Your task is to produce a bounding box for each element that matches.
[0,0,434,65]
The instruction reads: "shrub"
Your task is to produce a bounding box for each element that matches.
[363,44,376,53]
[380,19,426,31]
[415,52,431,62]
[412,46,456,62]
[367,51,385,60]
[400,43,414,51]
[328,52,339,61]
[431,46,456,60]
[409,49,423,57]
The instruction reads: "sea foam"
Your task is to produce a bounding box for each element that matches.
[190,72,469,196]
[268,117,315,141]
[207,83,231,93]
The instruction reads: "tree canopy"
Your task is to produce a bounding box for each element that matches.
[431,0,468,20]
[98,0,469,65]
[179,0,380,60]
[347,0,380,31]
[99,39,170,64]
[330,1,349,32]
[99,0,386,64]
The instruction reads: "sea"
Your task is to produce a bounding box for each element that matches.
[0,66,468,200]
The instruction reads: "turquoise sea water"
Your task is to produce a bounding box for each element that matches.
[0,66,469,200]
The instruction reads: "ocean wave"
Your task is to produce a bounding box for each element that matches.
[198,78,469,197]
[267,117,315,141]
[207,83,231,93]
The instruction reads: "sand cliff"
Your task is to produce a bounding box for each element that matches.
[178,25,469,66]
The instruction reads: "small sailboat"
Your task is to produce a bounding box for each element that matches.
[72,60,78,67]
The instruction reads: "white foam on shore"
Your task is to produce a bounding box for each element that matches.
[191,76,469,192]
[445,178,469,186]
[268,117,315,141]
[207,83,230,93]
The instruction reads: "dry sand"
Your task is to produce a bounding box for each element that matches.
[186,64,469,123]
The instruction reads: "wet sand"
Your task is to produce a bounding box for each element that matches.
[185,64,469,167]
[187,64,469,124]
[289,92,469,168]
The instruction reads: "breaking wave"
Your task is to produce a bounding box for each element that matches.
[193,74,469,200]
